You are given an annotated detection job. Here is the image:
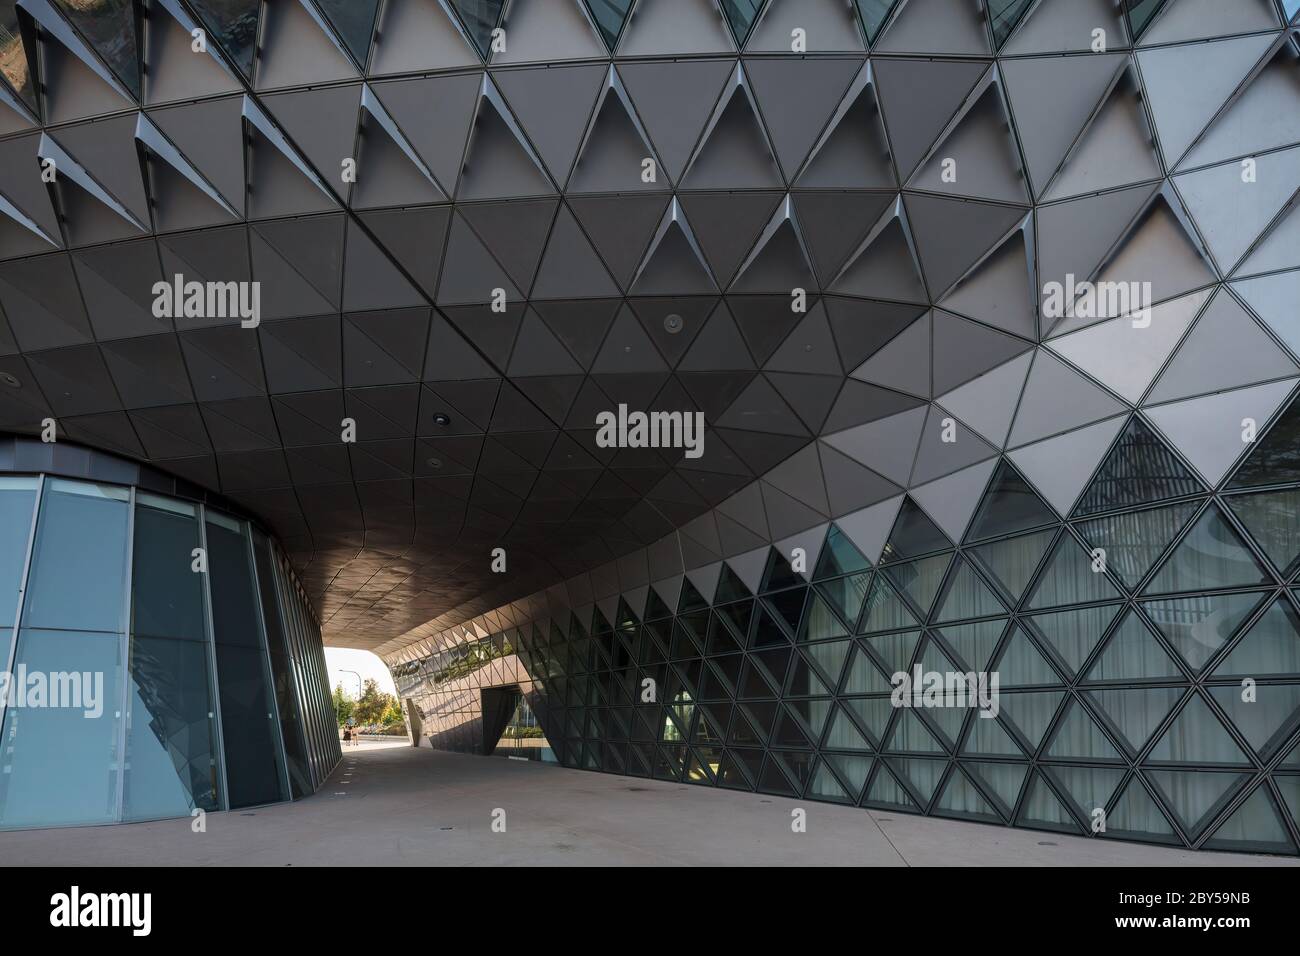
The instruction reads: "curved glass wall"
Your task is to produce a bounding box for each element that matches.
[394,411,1300,857]
[0,472,340,830]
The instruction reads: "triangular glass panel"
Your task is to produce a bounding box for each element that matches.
[797,593,849,643]
[704,614,743,656]
[1043,765,1127,827]
[969,529,1056,607]
[714,562,753,603]
[966,761,1030,817]
[933,558,1006,623]
[814,524,872,579]
[1045,698,1125,762]
[780,697,832,743]
[1144,769,1249,841]
[772,706,816,748]
[856,0,900,44]
[863,629,921,677]
[827,753,872,797]
[1074,502,1200,591]
[998,690,1066,753]
[1142,591,1267,673]
[698,660,734,700]
[775,751,817,793]
[1202,784,1297,855]
[864,761,918,810]
[1207,683,1300,762]
[938,619,1006,673]
[858,575,920,634]
[727,706,765,746]
[816,573,871,631]
[1074,417,1206,517]
[313,0,381,66]
[754,646,792,692]
[1086,687,1185,756]
[584,0,632,51]
[678,576,710,612]
[685,748,717,784]
[1025,604,1121,677]
[713,600,753,648]
[1086,610,1183,682]
[803,639,851,689]
[844,696,896,747]
[720,0,762,45]
[448,0,505,57]
[764,587,807,637]
[824,706,874,751]
[1101,776,1182,845]
[883,554,953,621]
[841,645,893,694]
[750,605,793,650]
[885,709,946,754]
[879,498,953,563]
[737,656,779,699]
[716,749,756,790]
[1229,396,1300,489]
[1017,771,1083,834]
[1025,534,1123,610]
[1213,597,1300,679]
[644,586,673,621]
[757,754,800,796]
[761,547,803,592]
[886,757,947,807]
[785,654,834,699]
[988,0,1035,47]
[1146,694,1252,766]
[1126,0,1170,38]
[1228,489,1300,578]
[654,744,685,779]
[188,0,262,76]
[965,461,1058,543]
[934,765,1002,823]
[808,759,853,803]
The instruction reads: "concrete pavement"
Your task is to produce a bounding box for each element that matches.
[0,744,1294,866]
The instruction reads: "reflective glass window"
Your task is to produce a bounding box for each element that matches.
[0,630,123,828]
[22,480,130,633]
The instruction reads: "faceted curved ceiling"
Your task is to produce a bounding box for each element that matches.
[0,0,1298,653]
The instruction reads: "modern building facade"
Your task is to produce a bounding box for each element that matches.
[1,0,1299,855]
[0,437,340,828]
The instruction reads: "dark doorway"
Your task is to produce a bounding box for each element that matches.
[481,685,555,762]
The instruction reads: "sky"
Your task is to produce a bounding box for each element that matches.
[325,647,398,699]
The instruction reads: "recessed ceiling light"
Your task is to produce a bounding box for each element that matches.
[663,313,683,334]
[0,371,20,388]
[432,413,451,427]
[426,457,443,469]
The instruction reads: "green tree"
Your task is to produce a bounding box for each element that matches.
[381,697,404,727]
[332,682,355,727]
[354,678,393,726]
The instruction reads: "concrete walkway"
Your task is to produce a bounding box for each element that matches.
[0,744,1295,866]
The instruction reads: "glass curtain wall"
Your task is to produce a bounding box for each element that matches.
[393,411,1300,858]
[0,473,339,829]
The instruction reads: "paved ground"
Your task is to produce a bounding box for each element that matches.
[0,743,1295,866]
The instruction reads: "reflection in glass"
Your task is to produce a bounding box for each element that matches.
[22,480,129,633]
[0,630,123,828]
[123,635,221,820]
[132,495,206,641]
[207,514,288,809]
[0,476,36,625]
